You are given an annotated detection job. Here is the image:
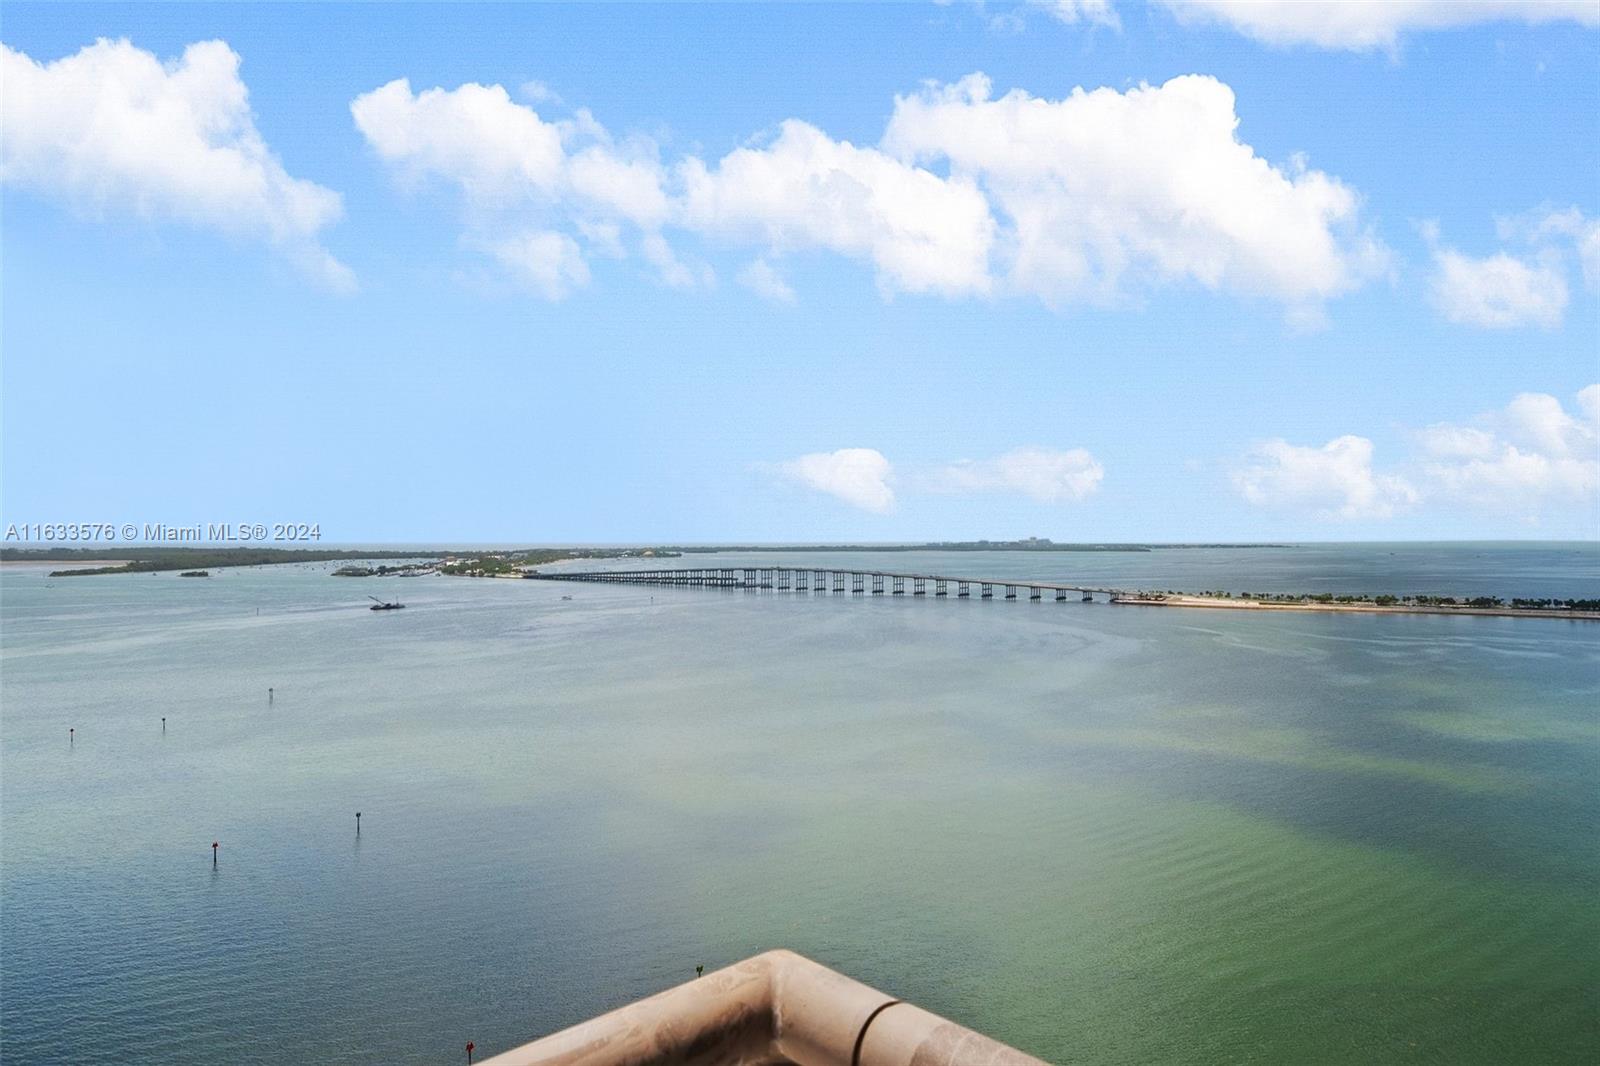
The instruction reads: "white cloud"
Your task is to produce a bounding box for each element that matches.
[1232,387,1599,523]
[1429,247,1568,329]
[1,38,352,290]
[1504,391,1594,457]
[352,77,680,297]
[353,79,567,202]
[1419,389,1599,509]
[1157,1,1600,50]
[883,73,1386,317]
[779,444,1108,512]
[567,142,673,228]
[679,120,996,297]
[484,230,589,299]
[1415,424,1497,460]
[518,80,562,106]
[932,447,1104,502]
[352,80,672,225]
[1500,206,1600,291]
[1034,1,1121,29]
[1429,206,1600,328]
[738,259,796,304]
[641,232,710,289]
[1579,384,1600,426]
[1233,436,1418,520]
[781,448,896,513]
[352,69,1383,317]
[356,77,996,301]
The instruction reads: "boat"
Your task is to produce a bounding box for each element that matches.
[368,596,406,611]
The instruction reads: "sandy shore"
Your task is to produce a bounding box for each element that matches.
[1115,594,1600,621]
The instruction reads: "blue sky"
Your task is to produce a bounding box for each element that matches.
[3,1,1597,543]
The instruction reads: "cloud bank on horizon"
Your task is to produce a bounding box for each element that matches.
[781,385,1599,526]
[1032,1,1600,50]
[1232,386,1600,524]
[778,446,1107,514]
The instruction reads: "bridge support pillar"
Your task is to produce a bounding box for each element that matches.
[1005,586,1017,600]
[981,583,993,599]
[913,578,926,596]
[958,582,970,598]
[893,577,905,594]
[1083,590,1093,602]
[872,574,884,594]
[935,580,947,596]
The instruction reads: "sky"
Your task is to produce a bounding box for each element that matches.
[2,1,1597,544]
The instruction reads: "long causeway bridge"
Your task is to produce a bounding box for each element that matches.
[527,567,1125,602]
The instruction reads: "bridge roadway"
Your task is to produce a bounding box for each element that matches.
[526,567,1124,602]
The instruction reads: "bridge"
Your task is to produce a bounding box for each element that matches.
[526,566,1124,602]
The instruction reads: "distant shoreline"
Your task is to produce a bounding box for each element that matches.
[1115,594,1600,621]
[1,559,131,569]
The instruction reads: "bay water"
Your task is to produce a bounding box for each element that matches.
[2,544,1596,1063]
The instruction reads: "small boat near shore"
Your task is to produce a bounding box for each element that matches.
[368,596,405,611]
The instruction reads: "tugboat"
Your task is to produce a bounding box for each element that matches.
[368,595,406,611]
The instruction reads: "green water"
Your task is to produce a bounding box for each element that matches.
[2,551,1597,1063]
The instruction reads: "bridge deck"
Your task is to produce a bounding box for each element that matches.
[526,567,1122,597]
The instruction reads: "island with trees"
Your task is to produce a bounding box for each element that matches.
[5,545,681,578]
[1114,590,1600,619]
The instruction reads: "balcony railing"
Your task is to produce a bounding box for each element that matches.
[478,949,1048,1066]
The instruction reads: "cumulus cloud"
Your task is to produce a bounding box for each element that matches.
[931,447,1104,502]
[1414,424,1497,460]
[641,232,711,289]
[1233,436,1418,520]
[484,230,589,299]
[1428,206,1600,328]
[1033,0,1121,29]
[1550,212,1600,290]
[1499,206,1600,291]
[1,38,352,290]
[352,69,1381,317]
[1429,247,1568,329]
[1233,387,1599,523]
[883,73,1386,317]
[1420,387,1600,508]
[680,121,996,297]
[352,77,685,297]
[738,259,796,304]
[353,79,568,202]
[781,448,897,513]
[778,444,1107,512]
[1157,0,1600,50]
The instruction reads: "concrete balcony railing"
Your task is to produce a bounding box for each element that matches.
[478,949,1048,1066]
